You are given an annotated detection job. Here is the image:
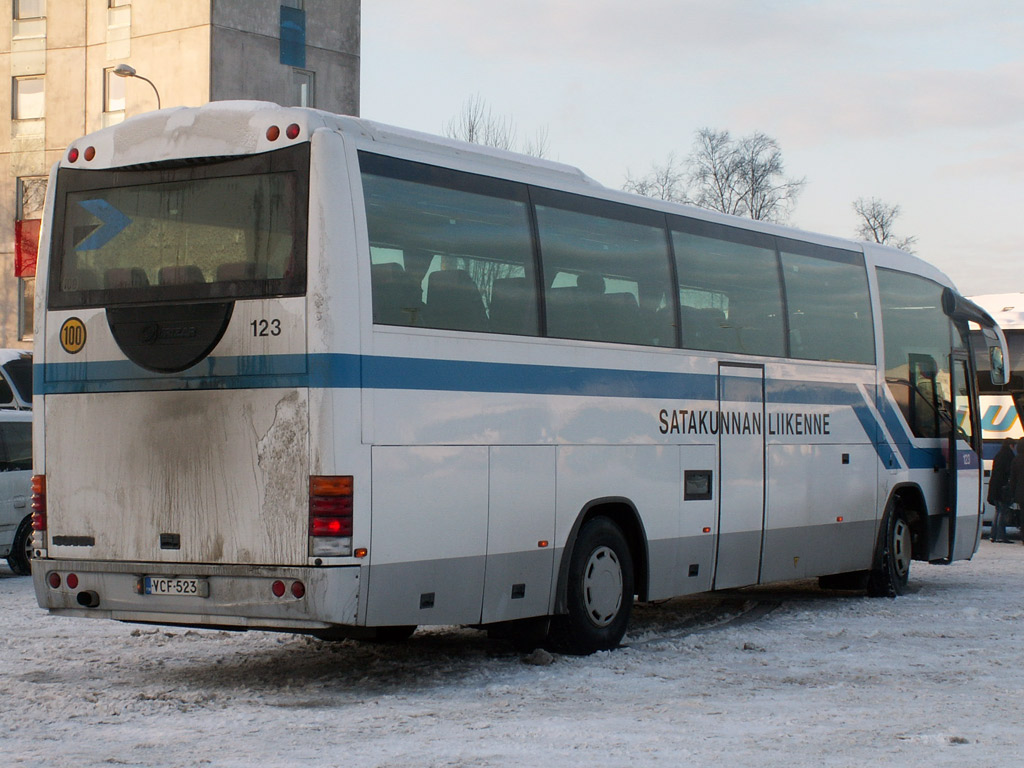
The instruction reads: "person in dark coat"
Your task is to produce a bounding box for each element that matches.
[1008,441,1024,545]
[989,438,1016,542]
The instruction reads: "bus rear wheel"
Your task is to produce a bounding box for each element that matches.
[867,506,911,597]
[548,517,634,655]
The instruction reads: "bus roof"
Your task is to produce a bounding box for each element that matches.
[63,101,957,294]
[968,294,1024,330]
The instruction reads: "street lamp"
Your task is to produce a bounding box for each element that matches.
[112,63,161,110]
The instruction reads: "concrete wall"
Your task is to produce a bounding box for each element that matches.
[211,0,360,115]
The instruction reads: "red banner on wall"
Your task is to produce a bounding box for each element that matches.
[14,219,40,278]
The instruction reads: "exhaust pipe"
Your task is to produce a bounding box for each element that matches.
[76,590,100,608]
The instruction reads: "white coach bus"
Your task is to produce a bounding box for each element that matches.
[31,102,1008,654]
[969,294,1024,525]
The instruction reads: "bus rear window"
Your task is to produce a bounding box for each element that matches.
[48,145,308,309]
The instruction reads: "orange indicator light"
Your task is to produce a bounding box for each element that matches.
[538,540,549,548]
[354,548,368,558]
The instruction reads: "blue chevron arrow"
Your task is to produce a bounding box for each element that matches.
[75,199,131,251]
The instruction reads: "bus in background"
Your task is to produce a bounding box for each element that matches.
[30,102,1008,654]
[969,293,1024,528]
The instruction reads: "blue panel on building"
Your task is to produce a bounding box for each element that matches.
[280,6,306,68]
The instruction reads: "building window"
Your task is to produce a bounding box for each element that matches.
[14,0,45,19]
[293,69,315,108]
[12,76,44,120]
[104,67,126,113]
[15,177,45,343]
[18,279,34,342]
[280,5,306,67]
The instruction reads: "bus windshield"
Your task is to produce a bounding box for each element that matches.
[48,145,308,309]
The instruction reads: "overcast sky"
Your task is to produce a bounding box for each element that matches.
[361,1,1024,298]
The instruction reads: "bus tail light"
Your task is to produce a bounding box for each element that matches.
[31,475,46,532]
[309,475,353,557]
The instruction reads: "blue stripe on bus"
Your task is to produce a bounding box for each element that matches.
[35,353,961,471]
[37,353,719,401]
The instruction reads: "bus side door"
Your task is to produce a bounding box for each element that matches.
[713,364,766,589]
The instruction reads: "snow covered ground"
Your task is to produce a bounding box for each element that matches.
[4,541,1024,767]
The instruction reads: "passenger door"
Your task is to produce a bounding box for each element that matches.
[714,364,766,589]
[948,353,981,561]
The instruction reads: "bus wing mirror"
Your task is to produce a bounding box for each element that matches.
[990,344,1008,387]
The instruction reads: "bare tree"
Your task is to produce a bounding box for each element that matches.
[686,129,746,216]
[521,125,551,160]
[731,132,806,223]
[622,152,687,202]
[853,197,917,253]
[625,128,805,223]
[444,94,548,158]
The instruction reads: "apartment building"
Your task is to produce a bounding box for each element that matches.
[1,0,360,348]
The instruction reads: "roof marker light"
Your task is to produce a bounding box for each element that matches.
[84,146,96,161]
[286,123,301,140]
[266,125,281,141]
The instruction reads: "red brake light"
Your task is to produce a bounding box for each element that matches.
[68,147,79,163]
[309,475,353,538]
[286,123,301,140]
[31,475,46,531]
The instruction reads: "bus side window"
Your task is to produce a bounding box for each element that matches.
[534,196,673,348]
[671,223,785,357]
[360,157,537,337]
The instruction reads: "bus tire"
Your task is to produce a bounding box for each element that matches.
[867,505,911,597]
[548,516,634,655]
[7,514,32,576]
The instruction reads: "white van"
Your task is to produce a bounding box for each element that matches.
[0,349,31,411]
[0,410,32,574]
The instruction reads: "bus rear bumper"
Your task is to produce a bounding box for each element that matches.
[31,559,362,633]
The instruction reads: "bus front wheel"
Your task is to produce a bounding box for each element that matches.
[867,506,911,597]
[548,517,634,655]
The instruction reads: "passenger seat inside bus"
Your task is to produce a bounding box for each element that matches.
[371,262,423,326]
[600,292,643,344]
[104,267,150,289]
[424,269,488,332]
[158,265,206,285]
[488,277,536,336]
[546,286,601,341]
[216,261,257,282]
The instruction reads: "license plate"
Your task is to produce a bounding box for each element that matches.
[142,576,209,598]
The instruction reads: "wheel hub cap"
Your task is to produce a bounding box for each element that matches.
[583,545,623,627]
